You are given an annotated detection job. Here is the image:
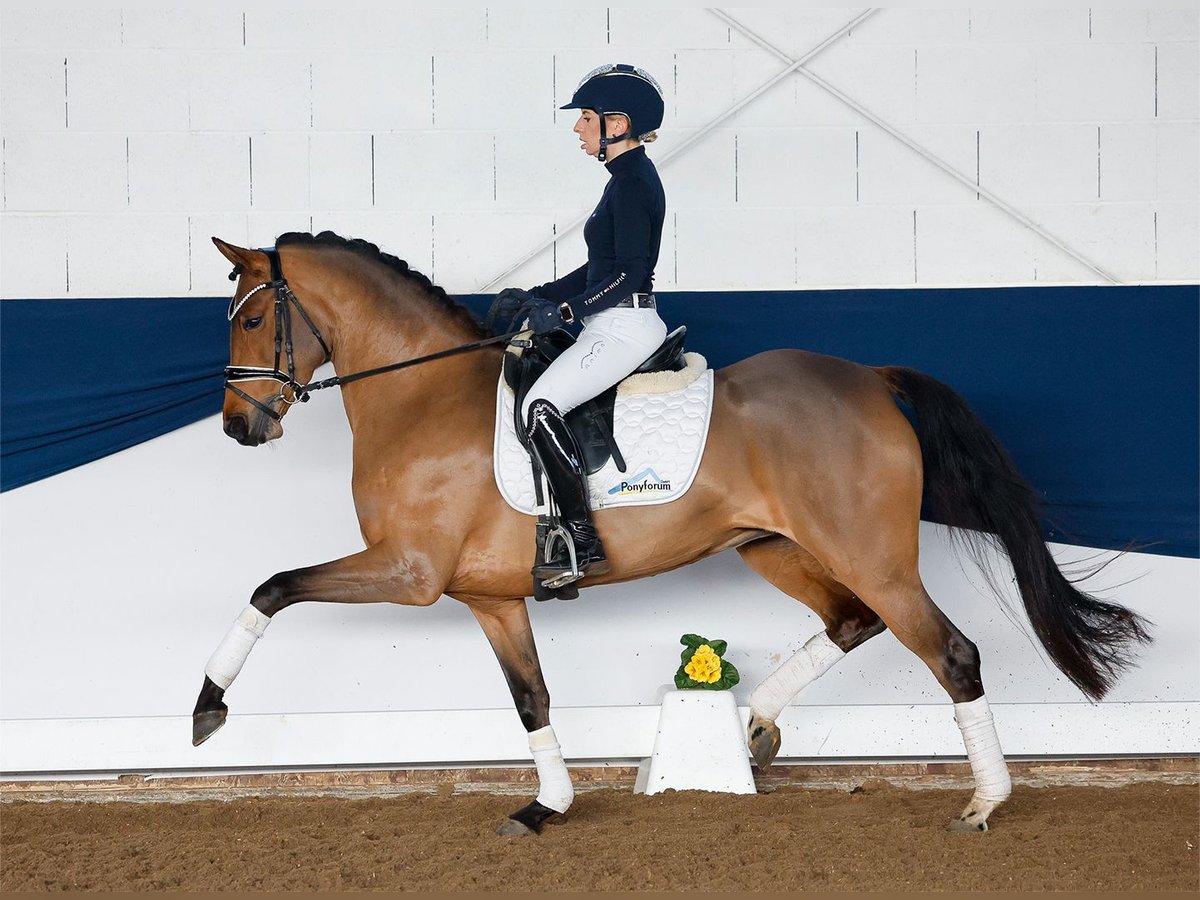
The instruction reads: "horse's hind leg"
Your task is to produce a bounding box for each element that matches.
[192,546,443,746]
[737,536,886,770]
[850,572,1012,831]
[463,597,570,837]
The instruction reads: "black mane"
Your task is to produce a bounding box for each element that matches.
[276,231,487,338]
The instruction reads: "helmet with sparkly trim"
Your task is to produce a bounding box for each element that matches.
[561,63,664,161]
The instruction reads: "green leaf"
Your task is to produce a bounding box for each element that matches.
[674,668,693,689]
[709,639,728,657]
[680,633,707,650]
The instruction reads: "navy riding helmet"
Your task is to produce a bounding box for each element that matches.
[561,63,664,162]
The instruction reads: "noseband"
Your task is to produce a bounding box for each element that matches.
[224,248,331,421]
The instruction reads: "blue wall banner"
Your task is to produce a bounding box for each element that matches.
[3,285,1197,557]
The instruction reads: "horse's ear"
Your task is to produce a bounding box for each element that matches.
[212,237,265,271]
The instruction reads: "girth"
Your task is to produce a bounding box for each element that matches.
[503,325,688,475]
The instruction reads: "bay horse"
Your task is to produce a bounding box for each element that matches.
[194,231,1149,834]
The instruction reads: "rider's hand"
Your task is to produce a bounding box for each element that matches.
[514,297,565,335]
[485,287,532,335]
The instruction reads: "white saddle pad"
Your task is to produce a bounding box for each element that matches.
[494,353,714,515]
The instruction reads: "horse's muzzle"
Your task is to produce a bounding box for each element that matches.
[224,413,275,447]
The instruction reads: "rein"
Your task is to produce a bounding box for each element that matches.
[224,249,518,419]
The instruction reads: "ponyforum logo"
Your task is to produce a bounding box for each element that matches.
[608,467,673,496]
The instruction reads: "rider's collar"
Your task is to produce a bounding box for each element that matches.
[604,144,645,174]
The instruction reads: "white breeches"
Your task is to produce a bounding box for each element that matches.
[520,306,668,425]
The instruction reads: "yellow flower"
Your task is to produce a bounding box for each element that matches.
[685,644,723,684]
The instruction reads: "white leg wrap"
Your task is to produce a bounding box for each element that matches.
[954,695,1012,803]
[749,631,846,721]
[528,725,574,813]
[204,605,271,690]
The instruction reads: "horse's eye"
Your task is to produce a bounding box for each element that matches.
[243,316,264,331]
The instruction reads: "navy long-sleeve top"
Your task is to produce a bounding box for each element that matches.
[534,145,665,316]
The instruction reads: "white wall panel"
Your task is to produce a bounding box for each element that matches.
[1149,7,1200,41]
[242,8,485,51]
[434,211,555,293]
[250,133,309,210]
[308,211,433,278]
[969,9,1087,43]
[1157,122,1200,201]
[916,46,1037,124]
[65,213,189,297]
[808,43,919,125]
[0,213,67,297]
[608,9,735,51]
[309,133,373,211]
[1156,42,1200,121]
[311,52,432,131]
[915,205,1037,285]
[979,125,1099,204]
[737,128,856,208]
[494,130,600,211]
[675,209,795,289]
[0,51,65,133]
[1100,124,1159,201]
[794,71,869,128]
[374,132,493,211]
[657,129,735,209]
[247,211,311,249]
[729,49,795,128]
[856,126,978,205]
[846,9,970,45]
[2,133,126,212]
[1156,202,1200,279]
[1090,9,1154,42]
[1031,204,1156,282]
[434,51,555,131]
[725,9,869,57]
[67,51,191,132]
[486,8,608,50]
[128,133,248,212]
[795,206,915,286]
[675,49,736,129]
[0,5,121,49]
[1035,44,1156,122]
[190,213,251,295]
[119,8,242,50]
[187,52,312,132]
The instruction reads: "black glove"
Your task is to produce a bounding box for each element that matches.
[512,297,565,335]
[486,287,533,336]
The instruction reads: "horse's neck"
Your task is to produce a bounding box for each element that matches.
[329,290,495,444]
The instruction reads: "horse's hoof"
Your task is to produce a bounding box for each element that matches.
[192,705,227,746]
[192,676,228,746]
[747,714,782,771]
[496,818,537,837]
[948,817,989,833]
[501,800,563,835]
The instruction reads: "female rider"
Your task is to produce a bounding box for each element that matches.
[489,63,668,586]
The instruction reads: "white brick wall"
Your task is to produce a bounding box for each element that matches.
[1,7,1196,299]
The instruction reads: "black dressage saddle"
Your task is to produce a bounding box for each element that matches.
[503,325,688,475]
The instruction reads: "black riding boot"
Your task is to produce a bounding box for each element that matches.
[525,400,608,581]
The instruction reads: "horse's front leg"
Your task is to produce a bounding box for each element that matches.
[192,546,441,746]
[464,597,572,836]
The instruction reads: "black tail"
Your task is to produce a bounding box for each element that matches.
[882,366,1151,700]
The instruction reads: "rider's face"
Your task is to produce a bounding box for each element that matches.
[573,110,629,157]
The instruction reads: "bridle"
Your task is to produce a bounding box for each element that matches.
[224,248,331,421]
[224,248,519,421]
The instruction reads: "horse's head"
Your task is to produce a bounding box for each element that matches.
[213,237,332,447]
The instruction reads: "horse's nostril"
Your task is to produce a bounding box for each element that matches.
[225,414,249,441]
